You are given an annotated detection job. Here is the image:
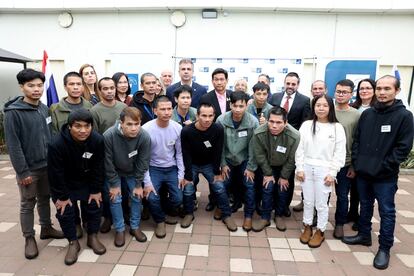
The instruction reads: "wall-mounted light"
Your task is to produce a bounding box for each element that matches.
[202,9,218,19]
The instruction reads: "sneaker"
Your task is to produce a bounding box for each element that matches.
[223,216,238,232]
[155,222,166,238]
[181,214,194,228]
[24,236,38,259]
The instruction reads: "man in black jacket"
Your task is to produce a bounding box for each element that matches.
[48,109,106,265]
[342,75,414,270]
[4,69,63,260]
[129,73,157,125]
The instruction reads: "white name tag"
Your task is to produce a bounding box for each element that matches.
[238,131,248,138]
[381,125,391,133]
[168,140,176,146]
[204,141,212,148]
[128,150,138,158]
[46,116,52,125]
[276,146,287,153]
[82,152,93,159]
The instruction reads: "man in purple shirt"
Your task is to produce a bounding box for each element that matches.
[142,96,184,238]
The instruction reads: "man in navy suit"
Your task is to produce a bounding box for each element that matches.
[166,58,207,108]
[200,68,232,122]
[269,72,311,217]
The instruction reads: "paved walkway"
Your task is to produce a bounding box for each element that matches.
[0,160,413,276]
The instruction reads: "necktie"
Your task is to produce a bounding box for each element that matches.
[283,95,291,112]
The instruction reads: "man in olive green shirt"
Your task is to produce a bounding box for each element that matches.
[252,106,300,232]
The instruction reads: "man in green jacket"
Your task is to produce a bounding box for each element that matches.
[252,106,300,232]
[216,91,259,231]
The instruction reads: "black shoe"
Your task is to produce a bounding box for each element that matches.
[205,202,214,212]
[283,208,291,218]
[342,234,372,246]
[231,201,242,213]
[351,222,359,231]
[373,249,390,270]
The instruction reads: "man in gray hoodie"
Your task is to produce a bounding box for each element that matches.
[103,107,152,247]
[3,69,63,260]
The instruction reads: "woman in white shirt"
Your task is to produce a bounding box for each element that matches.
[295,94,346,248]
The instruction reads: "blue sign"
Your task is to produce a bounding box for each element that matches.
[325,60,377,97]
[127,73,139,94]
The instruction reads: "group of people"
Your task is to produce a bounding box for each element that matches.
[3,58,413,270]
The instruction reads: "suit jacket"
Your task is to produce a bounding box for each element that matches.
[166,81,207,108]
[200,89,232,121]
[270,91,311,130]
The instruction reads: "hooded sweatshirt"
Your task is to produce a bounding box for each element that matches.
[352,99,414,180]
[48,125,104,201]
[129,91,155,125]
[3,96,52,179]
[103,121,151,188]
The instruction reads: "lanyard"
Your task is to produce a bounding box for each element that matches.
[143,104,154,119]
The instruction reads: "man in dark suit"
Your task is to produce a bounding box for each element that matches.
[166,58,207,108]
[269,72,311,217]
[200,68,232,122]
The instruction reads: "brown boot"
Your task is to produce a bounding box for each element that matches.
[181,214,195,228]
[114,231,125,247]
[100,218,112,233]
[300,224,313,244]
[293,200,304,212]
[40,225,64,240]
[155,222,166,239]
[223,216,238,232]
[274,216,286,232]
[65,240,80,266]
[214,208,222,220]
[242,218,252,232]
[130,228,147,242]
[87,233,106,255]
[24,236,38,259]
[252,219,270,232]
[308,229,325,248]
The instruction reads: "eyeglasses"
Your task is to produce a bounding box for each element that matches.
[335,90,352,95]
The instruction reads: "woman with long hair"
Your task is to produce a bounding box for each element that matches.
[155,78,166,97]
[351,78,376,112]
[295,95,346,248]
[112,72,133,106]
[79,64,100,105]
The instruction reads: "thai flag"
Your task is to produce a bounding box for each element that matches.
[41,50,59,107]
[393,65,401,81]
[392,65,410,108]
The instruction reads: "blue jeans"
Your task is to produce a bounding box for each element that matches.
[224,161,255,218]
[261,166,290,220]
[194,164,232,219]
[109,177,142,232]
[335,166,353,225]
[147,166,183,223]
[357,176,398,252]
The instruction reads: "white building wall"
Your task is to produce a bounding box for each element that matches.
[0,9,413,106]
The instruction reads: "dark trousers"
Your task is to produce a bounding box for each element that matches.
[335,166,353,225]
[54,188,102,241]
[262,166,290,220]
[357,176,398,252]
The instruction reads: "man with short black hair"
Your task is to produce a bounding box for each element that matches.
[172,85,197,126]
[252,106,300,232]
[217,91,259,231]
[342,75,414,270]
[104,107,151,246]
[48,109,106,265]
[167,59,207,107]
[130,72,158,125]
[4,68,64,260]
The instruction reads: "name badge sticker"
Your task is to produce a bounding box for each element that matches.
[82,152,93,159]
[381,125,391,133]
[276,146,287,153]
[128,150,138,158]
[168,140,176,146]
[204,141,212,148]
[46,116,52,125]
[238,131,248,138]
